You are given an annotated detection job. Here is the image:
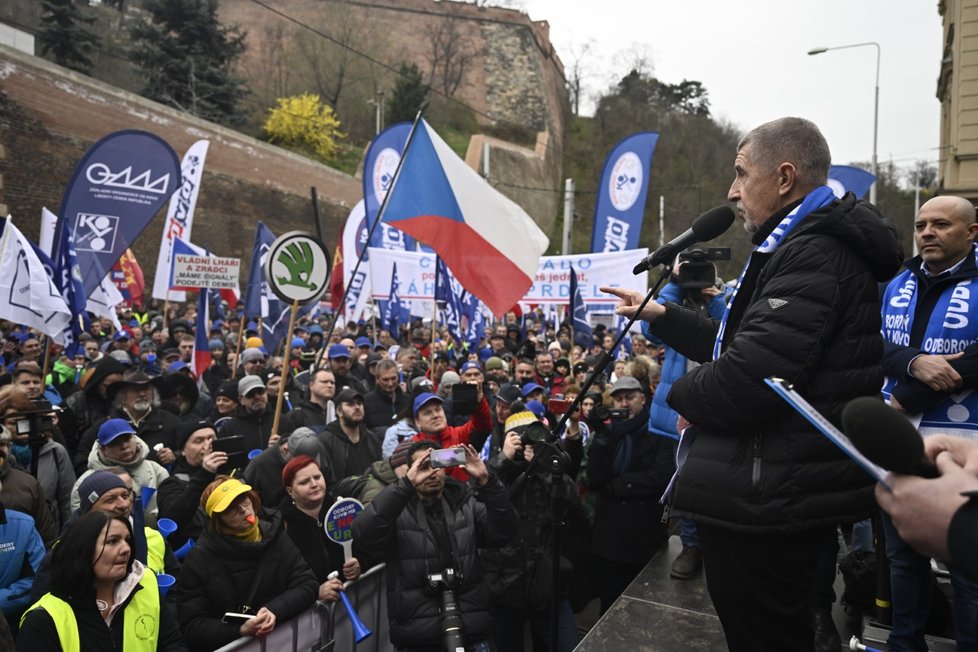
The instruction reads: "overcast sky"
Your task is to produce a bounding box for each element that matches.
[519,0,943,176]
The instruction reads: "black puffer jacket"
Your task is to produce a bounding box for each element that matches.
[482,450,590,610]
[652,194,903,532]
[175,512,319,652]
[586,406,675,563]
[352,475,519,649]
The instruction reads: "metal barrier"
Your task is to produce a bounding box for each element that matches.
[213,563,392,652]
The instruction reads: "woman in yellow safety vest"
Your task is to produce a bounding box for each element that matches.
[16,511,186,651]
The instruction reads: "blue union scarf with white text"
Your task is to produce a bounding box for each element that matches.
[663,185,837,506]
[711,185,836,360]
[881,246,978,437]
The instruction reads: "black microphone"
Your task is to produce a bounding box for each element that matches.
[841,396,939,478]
[632,205,736,275]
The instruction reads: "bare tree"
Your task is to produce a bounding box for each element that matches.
[292,3,373,108]
[565,39,595,116]
[423,16,475,97]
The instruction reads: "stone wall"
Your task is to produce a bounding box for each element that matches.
[222,0,568,228]
[0,44,360,292]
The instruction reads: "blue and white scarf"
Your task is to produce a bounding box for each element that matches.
[711,185,837,361]
[663,186,837,506]
[881,246,978,437]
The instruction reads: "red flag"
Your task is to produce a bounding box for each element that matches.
[329,232,344,311]
[112,249,145,307]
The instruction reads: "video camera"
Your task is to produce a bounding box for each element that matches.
[591,403,630,422]
[9,398,56,477]
[9,398,55,446]
[676,247,730,289]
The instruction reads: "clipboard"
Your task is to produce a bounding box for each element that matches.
[765,377,890,488]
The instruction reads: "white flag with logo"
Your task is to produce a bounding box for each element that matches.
[0,216,72,343]
[152,139,209,303]
[342,200,372,324]
[86,274,124,331]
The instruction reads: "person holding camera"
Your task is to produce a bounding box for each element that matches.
[482,410,588,652]
[586,375,677,613]
[411,384,492,482]
[643,253,729,582]
[352,441,518,652]
[0,387,75,530]
[157,420,227,549]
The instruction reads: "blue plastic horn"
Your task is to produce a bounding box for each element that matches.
[248,449,262,460]
[328,571,371,643]
[141,486,157,511]
[157,573,176,597]
[173,538,195,560]
[156,518,177,539]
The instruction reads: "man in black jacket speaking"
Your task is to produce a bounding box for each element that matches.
[604,117,903,652]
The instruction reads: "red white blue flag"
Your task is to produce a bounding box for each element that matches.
[381,119,549,316]
[192,288,211,380]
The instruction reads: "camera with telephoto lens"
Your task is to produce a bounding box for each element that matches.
[519,421,550,448]
[676,248,731,289]
[506,399,549,457]
[426,569,465,650]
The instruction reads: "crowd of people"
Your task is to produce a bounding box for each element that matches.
[0,269,686,651]
[3,115,978,652]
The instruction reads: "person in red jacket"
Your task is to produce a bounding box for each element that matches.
[410,385,491,481]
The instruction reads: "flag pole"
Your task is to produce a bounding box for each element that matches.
[431,255,439,371]
[40,334,52,388]
[430,298,437,370]
[317,111,426,370]
[270,298,300,445]
[163,299,170,332]
[230,317,246,380]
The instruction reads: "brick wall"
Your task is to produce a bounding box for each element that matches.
[0,45,359,292]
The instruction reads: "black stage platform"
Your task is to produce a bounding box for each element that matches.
[576,535,957,651]
[577,536,726,651]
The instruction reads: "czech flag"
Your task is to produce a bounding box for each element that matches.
[381,119,549,316]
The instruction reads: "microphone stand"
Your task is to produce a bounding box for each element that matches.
[544,262,674,650]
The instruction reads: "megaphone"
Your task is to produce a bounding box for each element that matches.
[328,571,371,643]
[174,537,196,560]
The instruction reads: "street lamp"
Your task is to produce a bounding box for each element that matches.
[808,42,880,205]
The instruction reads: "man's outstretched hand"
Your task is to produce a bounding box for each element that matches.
[600,286,665,323]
